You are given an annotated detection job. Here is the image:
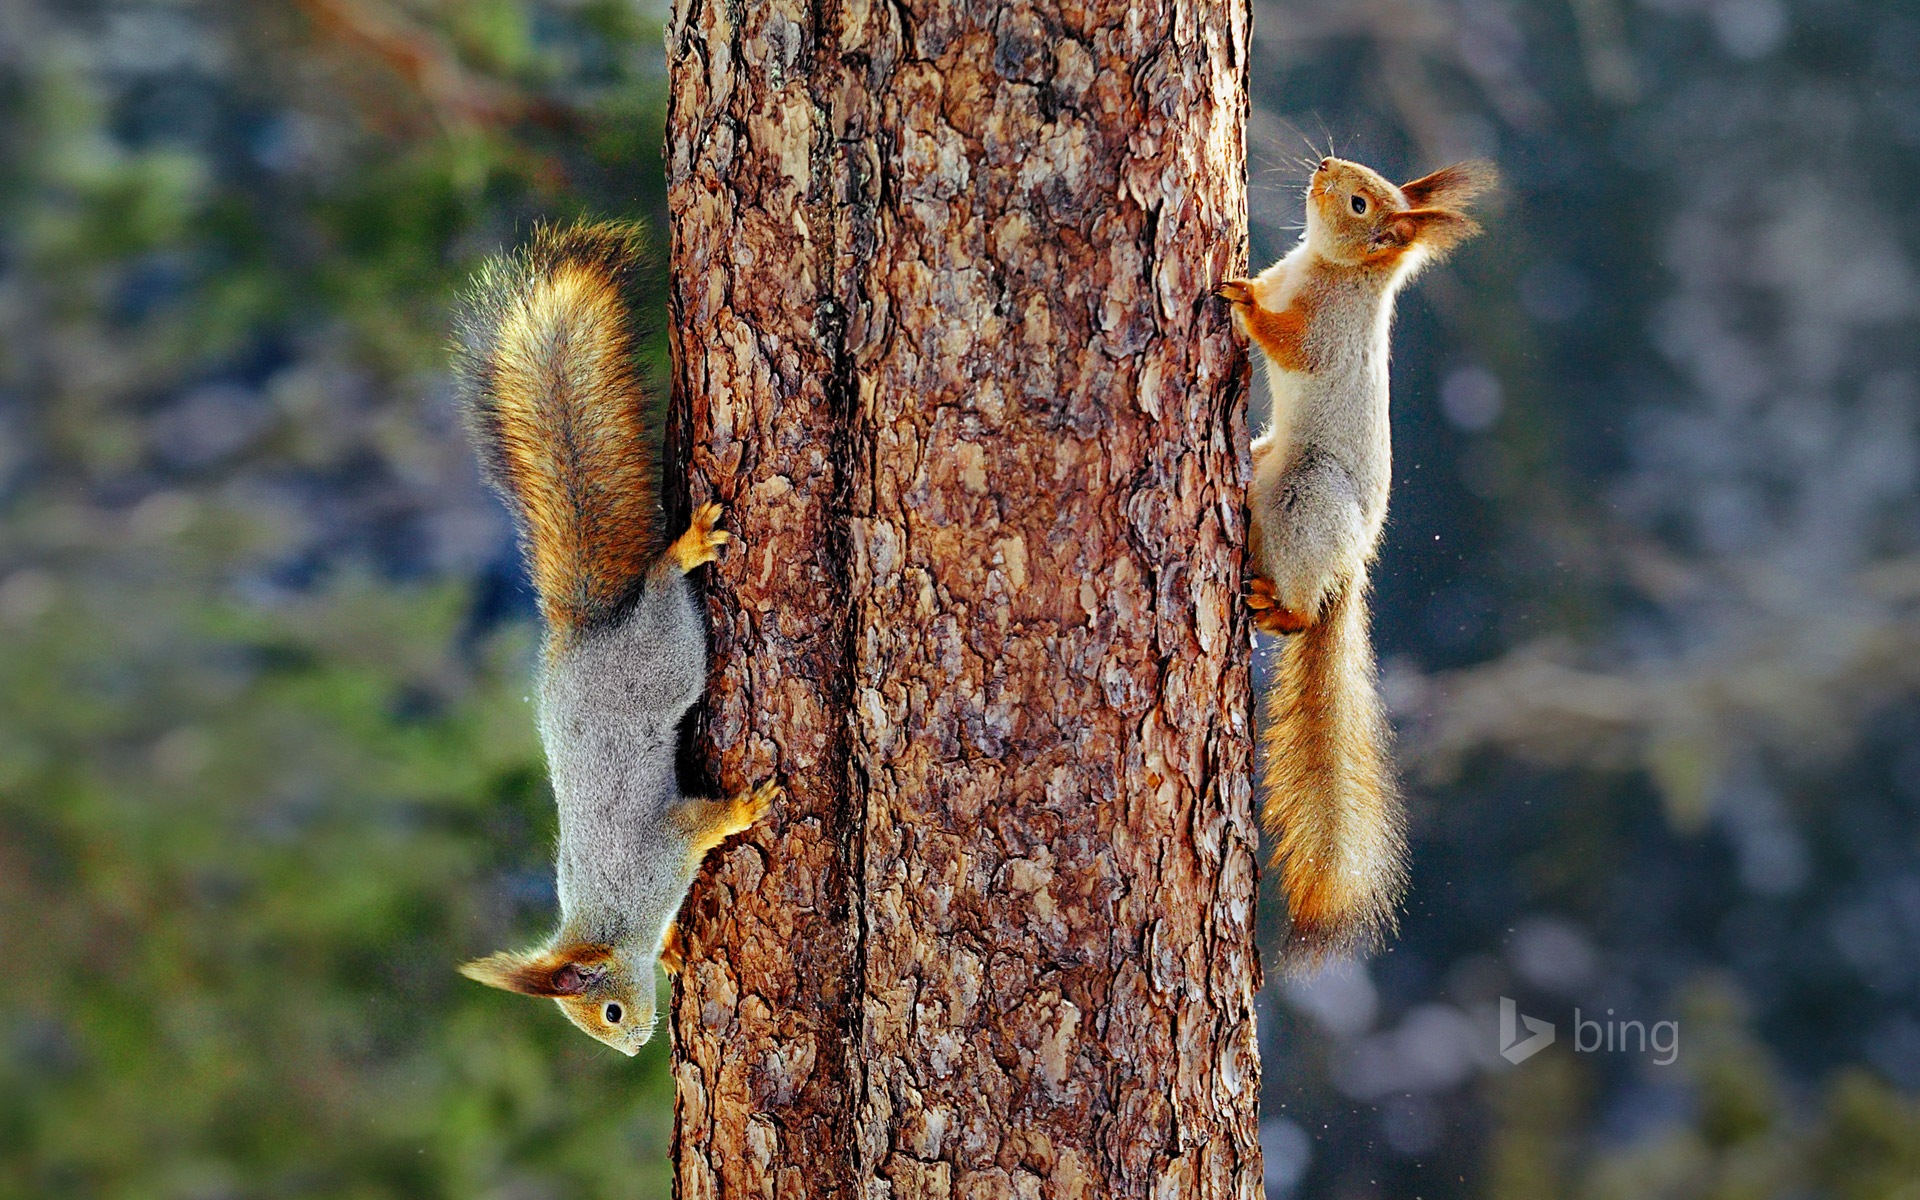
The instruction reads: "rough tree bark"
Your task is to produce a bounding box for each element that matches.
[664,1,1257,1196]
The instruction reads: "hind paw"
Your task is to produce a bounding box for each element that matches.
[659,924,686,974]
[1246,577,1309,635]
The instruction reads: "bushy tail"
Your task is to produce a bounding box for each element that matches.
[1262,576,1408,963]
[453,221,659,643]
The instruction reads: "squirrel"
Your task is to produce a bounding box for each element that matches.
[449,220,777,1055]
[1218,156,1495,962]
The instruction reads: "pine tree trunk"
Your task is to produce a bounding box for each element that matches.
[663,1,1258,1195]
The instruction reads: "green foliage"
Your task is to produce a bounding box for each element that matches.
[1815,1071,1920,1200]
[1476,979,1920,1200]
[0,552,676,1197]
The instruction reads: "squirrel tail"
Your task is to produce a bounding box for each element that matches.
[1261,575,1409,964]
[453,221,660,644]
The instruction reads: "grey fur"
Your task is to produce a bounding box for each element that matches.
[518,559,709,1050]
[541,559,706,953]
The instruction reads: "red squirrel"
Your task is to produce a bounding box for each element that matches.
[1219,156,1495,961]
[451,222,777,1053]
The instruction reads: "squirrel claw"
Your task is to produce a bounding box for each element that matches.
[1253,607,1309,636]
[684,780,781,856]
[666,780,772,964]
[1216,277,1254,306]
[1246,578,1309,635]
[669,501,731,572]
[736,780,781,829]
[1246,576,1284,611]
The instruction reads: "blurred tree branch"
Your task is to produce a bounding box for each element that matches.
[291,0,571,135]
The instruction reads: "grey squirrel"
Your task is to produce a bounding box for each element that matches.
[451,221,776,1054]
[1218,156,1495,961]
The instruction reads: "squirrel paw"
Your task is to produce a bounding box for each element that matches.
[727,780,781,836]
[669,501,732,572]
[659,924,686,975]
[1246,577,1310,635]
[1216,277,1255,308]
[682,780,781,856]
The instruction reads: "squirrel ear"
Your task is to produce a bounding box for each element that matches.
[548,963,594,995]
[459,945,612,997]
[1398,160,1498,210]
[1374,215,1417,249]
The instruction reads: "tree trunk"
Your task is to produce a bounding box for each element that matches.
[663,1,1258,1196]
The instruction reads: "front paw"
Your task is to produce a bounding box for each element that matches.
[727,780,781,837]
[1216,277,1255,307]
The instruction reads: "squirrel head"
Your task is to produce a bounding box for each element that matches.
[459,939,656,1055]
[1305,157,1497,267]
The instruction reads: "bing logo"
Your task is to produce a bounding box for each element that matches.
[1499,996,1555,1064]
[1498,998,1680,1066]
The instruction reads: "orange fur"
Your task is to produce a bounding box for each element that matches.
[458,942,615,996]
[1244,302,1315,373]
[1221,267,1333,373]
[1399,160,1499,210]
[1261,583,1407,961]
[659,924,686,974]
[1373,208,1483,262]
[454,221,661,644]
[1246,575,1308,634]
[675,780,780,857]
[667,501,731,573]
[651,782,779,977]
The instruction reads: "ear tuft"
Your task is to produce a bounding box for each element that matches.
[459,944,613,997]
[1398,160,1499,210]
[1374,208,1482,258]
[458,950,551,996]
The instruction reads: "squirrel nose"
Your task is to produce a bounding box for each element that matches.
[1318,158,1333,170]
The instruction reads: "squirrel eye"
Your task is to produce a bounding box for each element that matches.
[1350,194,1368,215]
[604,1002,623,1024]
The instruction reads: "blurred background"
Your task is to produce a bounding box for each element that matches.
[1,0,1916,1197]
